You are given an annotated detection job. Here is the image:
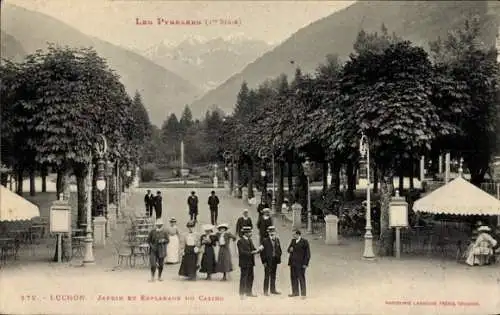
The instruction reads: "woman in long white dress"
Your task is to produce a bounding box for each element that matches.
[165,217,180,264]
[465,225,497,266]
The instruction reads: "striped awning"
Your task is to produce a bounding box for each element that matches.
[413,176,500,216]
[0,185,40,221]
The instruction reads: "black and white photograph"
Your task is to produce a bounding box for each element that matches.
[0,1,499,314]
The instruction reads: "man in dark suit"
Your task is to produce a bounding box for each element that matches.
[236,209,253,237]
[144,190,153,217]
[187,191,199,223]
[260,226,282,296]
[153,191,163,219]
[287,229,310,299]
[257,208,273,244]
[237,226,261,299]
[207,190,220,225]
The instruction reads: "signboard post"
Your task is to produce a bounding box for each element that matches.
[389,190,408,259]
[50,199,71,263]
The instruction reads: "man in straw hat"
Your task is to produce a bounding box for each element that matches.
[148,219,169,282]
[260,225,282,296]
[236,209,253,237]
[257,208,273,244]
[237,226,262,299]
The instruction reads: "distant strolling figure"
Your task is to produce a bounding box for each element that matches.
[215,223,237,281]
[236,209,253,237]
[257,208,273,244]
[165,217,180,264]
[208,191,220,225]
[257,196,269,218]
[187,191,199,223]
[178,221,200,280]
[199,224,217,280]
[148,219,169,282]
[153,191,163,219]
[144,190,154,217]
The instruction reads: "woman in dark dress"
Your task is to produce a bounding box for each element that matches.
[199,224,217,280]
[178,221,200,280]
[215,223,237,281]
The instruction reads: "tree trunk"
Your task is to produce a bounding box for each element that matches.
[287,160,294,199]
[346,162,355,200]
[331,161,341,195]
[248,159,255,199]
[41,165,47,193]
[409,157,414,190]
[322,161,328,193]
[378,168,395,256]
[398,164,404,192]
[74,164,88,228]
[16,167,24,195]
[29,167,36,196]
[277,161,285,212]
[53,166,70,262]
[296,163,308,217]
[236,160,242,198]
[373,168,379,194]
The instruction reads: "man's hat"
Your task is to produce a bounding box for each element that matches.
[217,223,229,230]
[155,219,164,226]
[262,208,271,213]
[169,217,177,223]
[267,225,276,232]
[203,224,214,231]
[241,226,252,233]
[186,221,195,228]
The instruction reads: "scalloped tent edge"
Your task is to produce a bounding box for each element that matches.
[0,185,40,221]
[413,177,500,216]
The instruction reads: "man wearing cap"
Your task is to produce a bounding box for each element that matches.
[237,226,261,298]
[187,191,199,223]
[148,219,170,282]
[236,209,253,237]
[260,226,282,296]
[208,191,220,225]
[257,208,273,244]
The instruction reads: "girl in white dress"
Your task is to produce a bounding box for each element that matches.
[165,217,180,264]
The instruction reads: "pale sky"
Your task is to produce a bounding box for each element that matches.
[8,0,355,50]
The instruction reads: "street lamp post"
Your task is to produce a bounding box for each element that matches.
[271,139,276,215]
[83,134,108,266]
[260,169,267,198]
[213,163,218,188]
[302,158,313,234]
[359,133,375,260]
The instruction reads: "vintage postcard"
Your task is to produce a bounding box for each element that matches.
[1,0,500,314]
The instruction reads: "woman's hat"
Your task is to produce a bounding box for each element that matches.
[169,217,177,223]
[242,209,249,213]
[242,226,252,233]
[477,226,491,232]
[186,221,195,228]
[262,208,271,213]
[203,224,214,231]
[155,219,164,226]
[217,223,229,230]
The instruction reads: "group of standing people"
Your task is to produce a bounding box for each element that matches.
[144,189,311,299]
[144,190,163,219]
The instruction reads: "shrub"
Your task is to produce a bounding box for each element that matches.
[141,163,157,182]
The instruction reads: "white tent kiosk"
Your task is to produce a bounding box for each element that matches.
[414,176,500,217]
[0,185,40,221]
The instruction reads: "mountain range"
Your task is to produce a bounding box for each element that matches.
[1,3,202,126]
[189,1,499,116]
[141,35,273,93]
